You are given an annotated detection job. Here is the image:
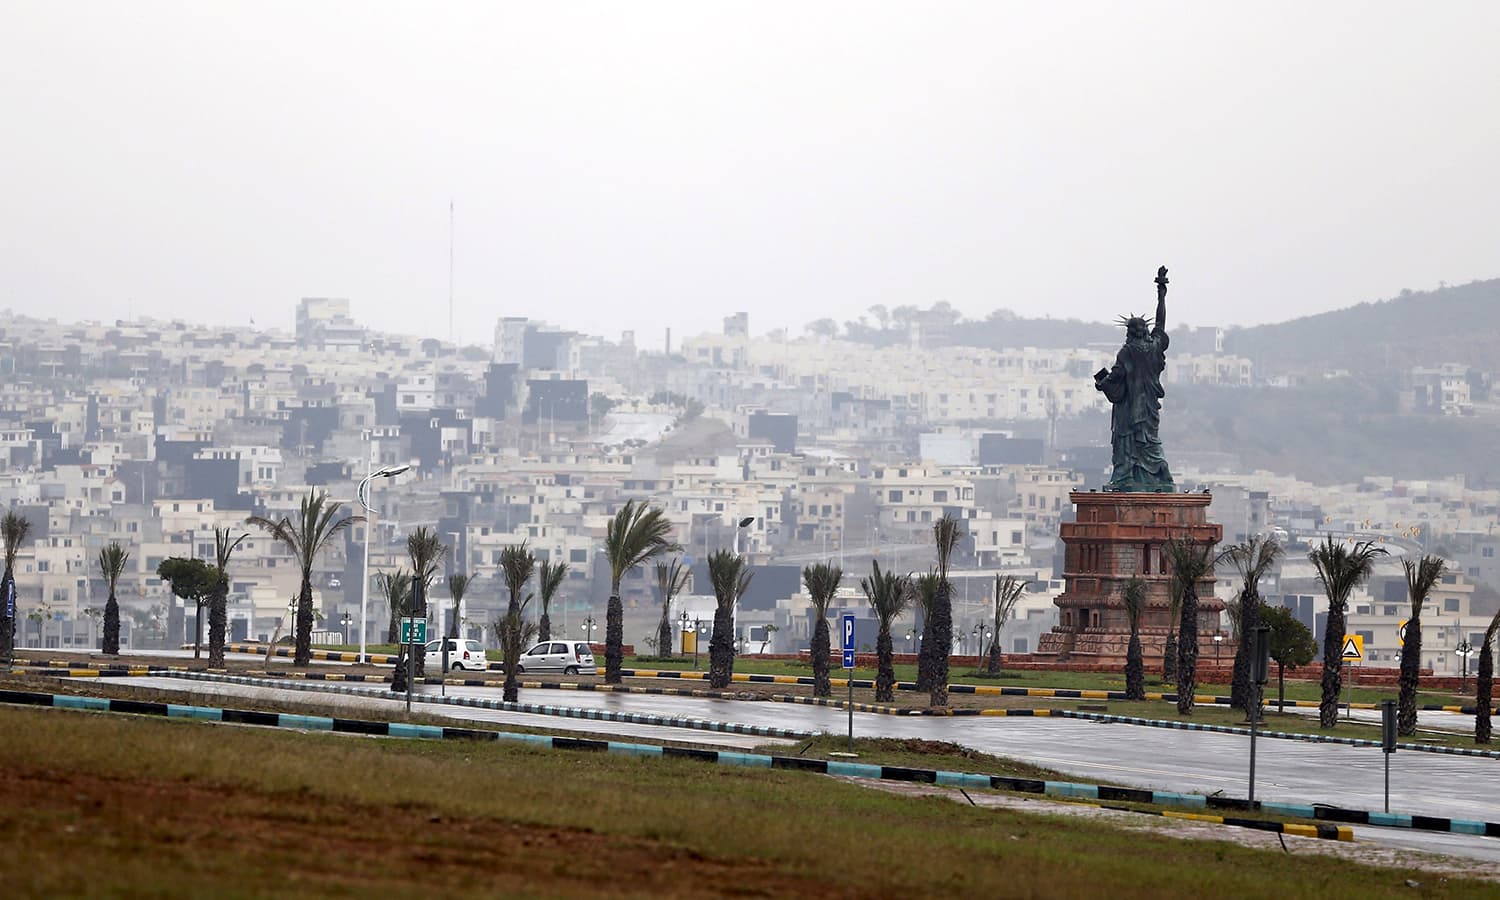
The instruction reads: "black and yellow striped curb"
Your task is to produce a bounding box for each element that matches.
[161,671,815,739]
[212,643,403,664]
[1067,800,1353,842]
[5,685,1464,840]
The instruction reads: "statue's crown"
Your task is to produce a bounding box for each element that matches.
[1116,313,1147,329]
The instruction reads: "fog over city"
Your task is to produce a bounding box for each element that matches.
[4,2,1498,340]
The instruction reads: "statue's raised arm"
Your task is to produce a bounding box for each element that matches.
[1153,266,1168,335]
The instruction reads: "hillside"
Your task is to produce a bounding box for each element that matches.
[1223,278,1500,375]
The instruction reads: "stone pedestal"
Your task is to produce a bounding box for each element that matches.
[1036,491,1224,664]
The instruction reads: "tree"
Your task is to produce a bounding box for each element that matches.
[248,490,360,666]
[706,549,752,689]
[1263,605,1317,713]
[860,561,909,702]
[1399,555,1447,735]
[378,569,413,644]
[653,559,689,659]
[97,541,129,655]
[537,560,567,643]
[927,515,963,707]
[802,562,843,697]
[498,542,536,701]
[1163,537,1213,715]
[602,500,678,683]
[1,511,33,660]
[806,318,839,339]
[209,528,249,668]
[911,570,940,691]
[1219,536,1282,712]
[987,575,1029,675]
[1122,578,1147,700]
[405,527,449,678]
[155,557,216,659]
[1309,536,1386,728]
[1162,572,1183,680]
[1477,609,1500,744]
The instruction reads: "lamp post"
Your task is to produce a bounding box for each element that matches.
[905,631,914,655]
[1457,641,1474,692]
[695,620,707,669]
[731,516,754,648]
[678,610,690,656]
[340,612,352,645]
[1213,633,1224,669]
[580,615,598,650]
[357,462,410,664]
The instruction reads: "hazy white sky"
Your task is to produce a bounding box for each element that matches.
[3,2,1497,346]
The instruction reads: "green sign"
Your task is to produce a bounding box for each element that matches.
[400,617,427,643]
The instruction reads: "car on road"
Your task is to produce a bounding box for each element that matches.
[514,640,596,675]
[423,638,490,671]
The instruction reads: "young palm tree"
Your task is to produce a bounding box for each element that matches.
[928,515,964,708]
[1309,536,1386,728]
[1164,537,1213,715]
[1122,578,1147,700]
[987,574,1029,675]
[911,570,940,691]
[405,527,449,677]
[247,490,360,667]
[1162,571,1183,680]
[498,542,536,701]
[97,541,129,655]
[602,500,678,683]
[653,559,689,658]
[860,561,909,702]
[1477,611,1500,744]
[802,562,843,697]
[1398,554,1447,736]
[537,560,568,643]
[209,528,249,668]
[706,549,752,689]
[1,511,33,660]
[1220,536,1283,712]
[447,573,474,640]
[379,569,413,644]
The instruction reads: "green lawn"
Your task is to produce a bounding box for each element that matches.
[2,705,1492,898]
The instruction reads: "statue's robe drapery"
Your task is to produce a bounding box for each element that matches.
[1097,327,1175,493]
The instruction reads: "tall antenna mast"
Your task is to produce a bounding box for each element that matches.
[448,200,455,344]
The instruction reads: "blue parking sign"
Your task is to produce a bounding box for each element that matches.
[841,614,856,669]
[842,649,856,669]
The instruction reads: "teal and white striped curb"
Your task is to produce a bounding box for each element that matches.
[157,670,814,739]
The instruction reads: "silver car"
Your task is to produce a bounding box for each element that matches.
[516,640,597,675]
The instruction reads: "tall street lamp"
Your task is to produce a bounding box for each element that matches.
[730,517,753,647]
[357,462,410,664]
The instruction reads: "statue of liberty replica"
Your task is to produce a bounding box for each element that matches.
[1094,266,1176,493]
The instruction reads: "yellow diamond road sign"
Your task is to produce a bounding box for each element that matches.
[1342,634,1364,662]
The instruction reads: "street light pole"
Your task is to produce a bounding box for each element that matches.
[357,462,410,664]
[731,517,753,648]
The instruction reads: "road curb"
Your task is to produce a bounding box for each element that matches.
[160,671,815,739]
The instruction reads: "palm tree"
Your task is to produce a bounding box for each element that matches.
[911,570,940,691]
[537,560,568,643]
[1,511,33,660]
[861,561,909,702]
[602,500,678,683]
[378,569,413,644]
[404,527,448,678]
[1477,610,1500,744]
[928,515,964,707]
[498,542,536,701]
[1162,571,1183,680]
[209,527,249,668]
[1220,536,1282,712]
[802,562,843,697]
[653,559,689,659]
[1122,578,1147,700]
[1398,554,1447,736]
[447,573,474,640]
[97,541,129,655]
[1309,536,1386,728]
[247,490,360,667]
[987,575,1029,675]
[1164,537,1213,715]
[706,549,752,689]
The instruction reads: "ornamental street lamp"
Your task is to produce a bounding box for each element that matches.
[1457,641,1475,692]
[340,612,352,645]
[695,620,708,669]
[1213,633,1224,666]
[580,615,598,648]
[678,610,691,656]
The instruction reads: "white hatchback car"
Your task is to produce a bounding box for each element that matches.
[516,640,597,675]
[424,638,490,672]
